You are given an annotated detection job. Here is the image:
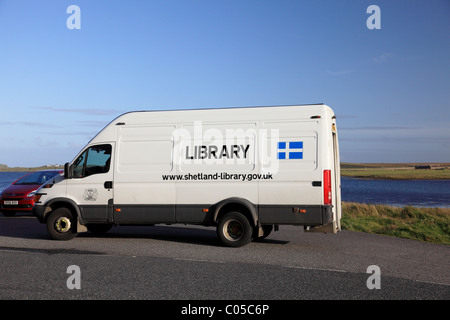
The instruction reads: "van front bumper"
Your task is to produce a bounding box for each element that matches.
[32,205,46,223]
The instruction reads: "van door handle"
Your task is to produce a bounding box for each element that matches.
[104,181,113,189]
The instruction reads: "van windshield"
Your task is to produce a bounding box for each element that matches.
[14,171,61,185]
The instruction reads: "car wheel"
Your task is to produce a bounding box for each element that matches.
[46,207,78,240]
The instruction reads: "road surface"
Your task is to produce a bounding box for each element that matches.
[0,214,448,301]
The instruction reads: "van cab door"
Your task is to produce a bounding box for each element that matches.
[67,143,114,223]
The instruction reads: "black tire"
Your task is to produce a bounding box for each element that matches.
[254,225,273,241]
[217,211,253,247]
[46,207,78,240]
[86,223,113,234]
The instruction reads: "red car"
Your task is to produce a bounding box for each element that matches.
[0,170,63,217]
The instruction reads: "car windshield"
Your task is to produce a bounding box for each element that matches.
[14,171,60,185]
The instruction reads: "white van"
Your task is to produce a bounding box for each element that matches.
[33,104,341,247]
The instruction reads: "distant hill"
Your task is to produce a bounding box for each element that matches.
[341,162,450,169]
[0,164,63,172]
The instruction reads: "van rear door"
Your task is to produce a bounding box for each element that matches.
[331,128,341,232]
[306,123,341,233]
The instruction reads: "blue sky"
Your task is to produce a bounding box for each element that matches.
[0,0,449,167]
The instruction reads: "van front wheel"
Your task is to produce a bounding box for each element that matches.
[47,207,78,240]
[217,212,253,247]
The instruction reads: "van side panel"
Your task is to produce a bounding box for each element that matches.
[113,125,176,223]
[175,122,258,223]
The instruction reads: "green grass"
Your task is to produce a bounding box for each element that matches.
[341,202,450,245]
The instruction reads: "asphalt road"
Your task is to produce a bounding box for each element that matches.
[0,214,449,301]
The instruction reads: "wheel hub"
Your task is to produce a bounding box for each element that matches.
[55,217,71,233]
[224,220,243,241]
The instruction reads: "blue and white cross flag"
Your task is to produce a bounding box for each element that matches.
[278,141,303,159]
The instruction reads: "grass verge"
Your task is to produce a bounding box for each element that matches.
[341,202,450,245]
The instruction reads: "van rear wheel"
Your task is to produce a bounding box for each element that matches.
[217,212,253,247]
[46,207,78,240]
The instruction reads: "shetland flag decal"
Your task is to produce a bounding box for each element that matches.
[278,141,303,159]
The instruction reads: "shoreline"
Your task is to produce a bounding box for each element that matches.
[341,162,450,180]
[341,173,450,180]
[2,162,450,180]
[0,166,63,172]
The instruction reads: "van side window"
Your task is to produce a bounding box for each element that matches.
[73,144,112,178]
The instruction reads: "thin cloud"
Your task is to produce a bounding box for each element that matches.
[373,53,394,63]
[371,53,422,64]
[334,115,359,119]
[402,55,422,62]
[0,121,60,127]
[339,126,421,131]
[38,130,96,136]
[339,126,423,131]
[76,120,110,127]
[36,106,123,116]
[327,69,354,76]
[340,137,450,143]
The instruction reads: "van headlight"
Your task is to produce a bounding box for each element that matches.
[26,191,37,198]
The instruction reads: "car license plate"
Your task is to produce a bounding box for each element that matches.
[4,201,18,205]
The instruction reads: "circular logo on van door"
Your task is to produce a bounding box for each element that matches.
[83,188,98,201]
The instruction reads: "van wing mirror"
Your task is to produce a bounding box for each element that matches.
[64,162,73,179]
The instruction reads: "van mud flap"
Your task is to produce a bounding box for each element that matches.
[304,205,338,233]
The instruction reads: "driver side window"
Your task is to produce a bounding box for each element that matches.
[73,144,112,178]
